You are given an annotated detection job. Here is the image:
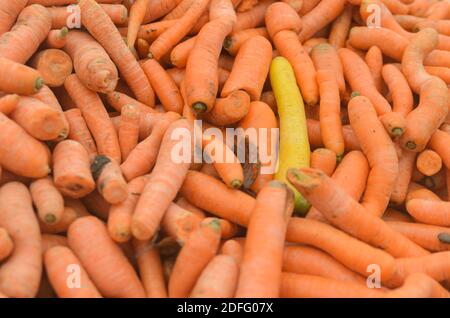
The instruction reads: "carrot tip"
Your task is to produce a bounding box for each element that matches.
[35,77,44,91]
[203,218,221,233]
[391,127,404,137]
[91,155,111,180]
[336,154,344,163]
[59,27,69,39]
[147,52,154,59]
[192,102,207,114]
[438,233,450,244]
[350,91,360,99]
[230,179,242,189]
[223,37,232,50]
[405,141,417,150]
[287,168,322,189]
[44,213,57,224]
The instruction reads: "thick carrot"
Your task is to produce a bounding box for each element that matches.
[236,181,293,298]
[45,27,68,49]
[39,202,90,235]
[162,203,204,245]
[168,219,222,297]
[68,216,145,297]
[44,246,102,298]
[170,36,196,68]
[64,31,118,94]
[133,239,167,298]
[30,177,64,225]
[316,70,344,159]
[298,0,346,42]
[79,0,155,106]
[273,30,319,106]
[221,36,272,101]
[223,27,269,56]
[132,119,192,240]
[133,19,178,42]
[400,77,448,152]
[142,59,183,114]
[310,148,337,177]
[283,246,367,285]
[202,90,251,126]
[0,58,43,95]
[365,46,384,93]
[348,95,398,217]
[53,140,95,199]
[0,0,28,36]
[264,2,302,39]
[339,49,391,115]
[287,168,429,258]
[30,49,73,88]
[190,254,239,298]
[91,155,128,205]
[329,4,353,49]
[0,182,42,298]
[127,0,149,48]
[64,109,98,159]
[232,0,273,33]
[118,104,140,162]
[136,38,150,59]
[0,4,52,64]
[416,150,442,177]
[306,150,369,223]
[391,151,417,205]
[0,227,13,262]
[406,199,450,227]
[120,112,180,181]
[0,94,19,115]
[65,74,121,163]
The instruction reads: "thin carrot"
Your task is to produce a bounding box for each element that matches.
[170,36,196,68]
[391,151,417,205]
[382,208,414,223]
[424,66,450,85]
[68,216,145,297]
[64,109,98,160]
[414,20,450,37]
[365,46,384,93]
[118,104,140,162]
[127,0,149,48]
[310,148,337,177]
[106,91,155,115]
[176,197,206,218]
[429,130,450,171]
[0,227,13,262]
[223,27,269,56]
[0,94,19,115]
[133,19,178,42]
[0,0,28,36]
[381,64,414,117]
[44,246,102,298]
[53,140,95,199]
[307,119,361,151]
[163,0,195,20]
[65,74,121,163]
[143,0,182,23]
[45,27,68,49]
[30,49,73,88]
[329,4,353,49]
[0,182,42,298]
[79,0,155,106]
[136,38,150,59]
[232,0,273,33]
[168,219,222,297]
[30,177,64,225]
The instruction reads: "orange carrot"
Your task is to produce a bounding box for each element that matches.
[134,19,178,42]
[264,2,302,39]
[132,119,193,240]
[429,130,450,170]
[143,0,182,23]
[0,94,19,115]
[382,64,413,117]
[79,0,155,106]
[223,27,269,56]
[136,38,150,59]
[202,90,251,126]
[133,239,168,298]
[30,49,73,88]
[53,140,95,199]
[176,196,206,218]
[232,0,273,34]
[44,246,102,298]
[91,155,128,205]
[168,219,222,297]
[30,177,64,225]
[0,58,43,95]
[0,227,13,262]
[118,104,140,162]
[170,36,196,68]
[162,203,204,244]
[81,190,110,221]
[0,0,28,36]
[190,254,239,298]
[0,182,42,298]
[64,31,119,94]
[386,273,449,298]
[163,0,196,20]
[424,66,450,85]
[45,27,68,49]
[365,46,384,93]
[0,4,52,64]
[68,216,145,297]
[329,4,353,49]
[307,119,361,151]
[64,109,98,159]
[220,239,243,264]
[39,201,90,235]
[236,181,293,298]
[406,199,450,227]
[391,151,417,205]
[348,95,398,217]
[382,207,414,223]
[416,150,442,177]
[65,74,121,163]
[127,0,149,48]
[310,148,337,177]
[106,91,155,115]
[221,36,272,101]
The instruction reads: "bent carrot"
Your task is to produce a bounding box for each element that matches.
[365,46,384,93]
[391,151,417,205]
[30,49,73,88]
[382,64,413,117]
[0,227,13,262]
[202,90,251,126]
[92,155,128,205]
[64,109,98,159]
[30,177,64,225]
[0,94,19,115]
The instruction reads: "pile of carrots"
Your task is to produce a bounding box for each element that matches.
[0,0,450,299]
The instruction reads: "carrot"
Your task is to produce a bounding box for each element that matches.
[365,46,384,93]
[416,150,442,177]
[406,199,450,227]
[0,58,43,96]
[310,148,337,177]
[68,216,145,297]
[339,49,391,115]
[236,181,293,298]
[203,217,239,239]
[273,30,319,106]
[92,155,128,205]
[44,246,102,298]
[429,130,450,172]
[136,39,150,59]
[168,219,222,297]
[220,239,243,264]
[287,168,429,258]
[0,227,13,262]
[400,78,448,152]
[311,44,346,97]
[391,151,417,205]
[382,208,414,223]
[162,203,204,245]
[120,112,180,181]
[387,273,449,298]
[298,0,346,42]
[232,0,273,33]
[0,4,52,64]
[202,90,250,126]
[180,171,255,226]
[186,18,236,114]
[30,49,73,88]
[190,254,239,298]
[348,95,399,217]
[424,66,450,85]
[395,14,424,31]
[118,104,140,162]
[379,112,407,138]
[133,239,167,298]
[143,0,182,23]
[127,0,149,48]
[316,71,344,159]
[133,19,179,43]
[415,20,450,37]
[142,59,183,114]
[283,246,367,285]
[425,0,450,20]
[163,0,196,20]
[53,140,95,199]
[45,27,68,49]
[221,36,272,101]
[106,91,155,115]
[0,94,19,115]
[237,0,257,12]
[264,2,302,39]
[65,74,121,163]
[307,150,369,223]
[170,36,196,68]
[176,197,206,218]
[39,201,90,235]
[223,27,269,56]
[132,119,193,240]
[329,4,353,49]
[286,218,397,282]
[307,119,361,151]
[0,0,28,36]
[64,31,119,94]
[41,234,67,257]
[79,0,155,106]
[30,177,64,225]
[0,182,42,298]
[280,273,384,298]
[382,64,414,118]
[64,109,98,160]
[149,0,210,60]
